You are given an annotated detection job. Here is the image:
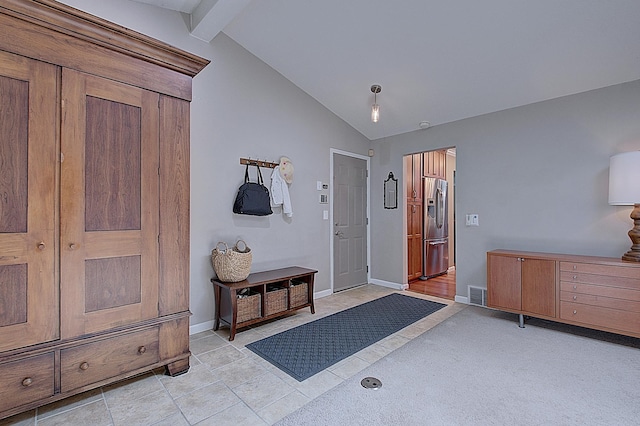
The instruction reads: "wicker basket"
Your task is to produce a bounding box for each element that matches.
[211,240,252,282]
[236,292,261,323]
[290,281,308,307]
[265,287,288,316]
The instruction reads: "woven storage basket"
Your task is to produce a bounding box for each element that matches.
[290,281,308,307]
[265,287,288,316]
[211,240,252,282]
[237,292,261,323]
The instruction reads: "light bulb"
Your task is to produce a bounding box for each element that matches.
[371,103,380,123]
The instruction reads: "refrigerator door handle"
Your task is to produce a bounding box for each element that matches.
[435,188,444,228]
[428,241,446,245]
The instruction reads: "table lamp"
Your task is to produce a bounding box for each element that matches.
[608,151,640,262]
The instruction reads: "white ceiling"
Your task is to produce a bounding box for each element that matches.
[135,0,640,140]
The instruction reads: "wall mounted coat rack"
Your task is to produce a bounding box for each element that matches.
[240,158,278,169]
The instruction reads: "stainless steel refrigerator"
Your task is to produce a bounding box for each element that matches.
[421,177,449,279]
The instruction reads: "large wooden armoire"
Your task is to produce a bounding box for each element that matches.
[0,0,208,418]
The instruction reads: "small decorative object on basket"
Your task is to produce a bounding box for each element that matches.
[211,240,252,282]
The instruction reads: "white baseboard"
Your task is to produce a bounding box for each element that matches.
[455,295,469,304]
[314,289,332,299]
[190,320,215,335]
[369,278,408,291]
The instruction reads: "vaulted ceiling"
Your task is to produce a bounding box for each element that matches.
[134,0,640,140]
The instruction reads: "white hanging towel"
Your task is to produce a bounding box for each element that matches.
[270,165,293,217]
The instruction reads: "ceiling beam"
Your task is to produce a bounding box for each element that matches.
[190,0,252,42]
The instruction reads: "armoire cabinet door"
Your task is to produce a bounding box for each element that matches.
[60,69,160,338]
[0,51,58,352]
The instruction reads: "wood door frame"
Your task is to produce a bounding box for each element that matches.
[329,149,371,293]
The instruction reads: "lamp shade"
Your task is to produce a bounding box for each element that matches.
[608,151,640,205]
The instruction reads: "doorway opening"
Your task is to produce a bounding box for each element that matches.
[405,148,456,300]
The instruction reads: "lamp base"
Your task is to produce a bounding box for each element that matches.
[622,203,640,263]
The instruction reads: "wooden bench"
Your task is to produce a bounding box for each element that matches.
[211,266,317,341]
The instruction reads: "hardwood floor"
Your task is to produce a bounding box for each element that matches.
[408,267,456,300]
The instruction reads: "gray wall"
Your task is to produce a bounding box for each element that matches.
[52,0,640,325]
[369,80,640,296]
[58,0,370,329]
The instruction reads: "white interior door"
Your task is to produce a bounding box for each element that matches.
[333,153,368,292]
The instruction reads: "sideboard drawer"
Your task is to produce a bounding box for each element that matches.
[559,281,640,301]
[560,262,640,280]
[560,301,640,334]
[0,353,55,413]
[61,328,159,392]
[560,291,640,312]
[559,271,640,290]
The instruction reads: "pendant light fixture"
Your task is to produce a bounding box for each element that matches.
[371,84,381,123]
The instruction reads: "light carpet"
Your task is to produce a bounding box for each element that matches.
[276,306,640,425]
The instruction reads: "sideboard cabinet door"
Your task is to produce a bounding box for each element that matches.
[487,252,556,318]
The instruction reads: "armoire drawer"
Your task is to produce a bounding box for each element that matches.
[60,328,159,392]
[0,353,55,413]
[560,301,640,334]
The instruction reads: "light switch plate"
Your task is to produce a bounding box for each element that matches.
[317,181,323,191]
[466,214,479,226]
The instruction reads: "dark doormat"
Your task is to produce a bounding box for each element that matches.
[246,293,446,381]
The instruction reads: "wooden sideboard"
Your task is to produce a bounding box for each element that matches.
[212,267,317,341]
[487,250,640,338]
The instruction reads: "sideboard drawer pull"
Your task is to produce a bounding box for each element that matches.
[138,346,146,355]
[79,362,89,371]
[22,377,33,387]
[573,310,577,315]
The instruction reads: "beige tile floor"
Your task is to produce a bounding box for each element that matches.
[2,285,465,426]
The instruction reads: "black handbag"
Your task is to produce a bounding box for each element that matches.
[233,164,273,216]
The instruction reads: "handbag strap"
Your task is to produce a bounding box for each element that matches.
[244,164,264,185]
[255,165,264,185]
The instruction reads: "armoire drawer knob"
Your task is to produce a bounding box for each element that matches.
[37,242,46,250]
[573,285,577,290]
[572,275,577,280]
[573,310,577,315]
[138,346,146,355]
[80,362,89,370]
[22,377,33,387]
[69,243,76,250]
[573,296,577,301]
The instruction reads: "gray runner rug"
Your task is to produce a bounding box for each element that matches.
[246,293,445,381]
